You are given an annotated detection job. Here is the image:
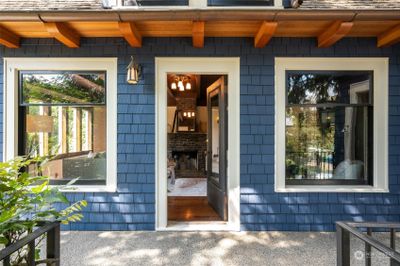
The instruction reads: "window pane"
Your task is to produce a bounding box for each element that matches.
[285,106,373,184]
[21,72,106,105]
[23,106,106,185]
[287,72,372,105]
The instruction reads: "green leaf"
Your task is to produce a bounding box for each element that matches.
[35,248,41,260]
[0,236,9,245]
[31,181,48,193]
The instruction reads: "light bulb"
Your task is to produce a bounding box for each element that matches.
[186,82,191,90]
[171,82,177,90]
[178,80,183,89]
[183,112,187,117]
[188,112,191,118]
[192,112,195,116]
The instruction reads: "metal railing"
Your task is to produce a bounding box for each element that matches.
[286,151,334,180]
[0,222,60,266]
[336,222,400,266]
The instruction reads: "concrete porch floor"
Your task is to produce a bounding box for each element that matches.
[60,231,395,266]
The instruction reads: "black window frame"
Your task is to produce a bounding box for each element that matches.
[132,0,189,6]
[18,70,108,186]
[208,0,273,6]
[284,70,374,186]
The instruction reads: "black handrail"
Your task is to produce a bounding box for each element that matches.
[336,221,400,266]
[0,221,60,266]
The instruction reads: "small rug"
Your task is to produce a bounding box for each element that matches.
[168,178,207,197]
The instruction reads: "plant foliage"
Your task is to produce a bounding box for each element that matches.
[0,156,87,265]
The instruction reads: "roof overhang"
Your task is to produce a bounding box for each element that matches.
[0,9,399,48]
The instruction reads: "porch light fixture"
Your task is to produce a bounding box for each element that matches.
[126,56,141,84]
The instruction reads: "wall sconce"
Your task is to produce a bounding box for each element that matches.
[126,56,141,84]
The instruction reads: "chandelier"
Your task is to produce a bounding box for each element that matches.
[170,75,192,92]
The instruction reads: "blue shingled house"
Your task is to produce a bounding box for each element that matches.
[0,0,400,231]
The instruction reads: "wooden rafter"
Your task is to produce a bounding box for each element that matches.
[254,21,278,48]
[0,25,20,48]
[44,22,80,48]
[118,22,142,47]
[318,21,353,48]
[378,24,400,47]
[192,21,205,48]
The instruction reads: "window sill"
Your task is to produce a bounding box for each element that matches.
[275,185,389,193]
[58,185,117,193]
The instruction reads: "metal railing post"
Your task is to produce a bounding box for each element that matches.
[46,223,60,266]
[337,223,351,266]
[391,229,400,266]
[27,239,36,265]
[365,227,372,266]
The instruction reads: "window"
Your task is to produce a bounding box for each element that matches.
[208,0,273,6]
[275,58,388,193]
[19,71,107,185]
[4,58,117,192]
[286,71,373,185]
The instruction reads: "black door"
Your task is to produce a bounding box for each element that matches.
[206,76,227,221]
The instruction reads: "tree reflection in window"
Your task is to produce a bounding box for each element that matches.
[286,71,373,185]
[19,71,107,185]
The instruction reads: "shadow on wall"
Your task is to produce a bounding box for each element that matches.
[239,186,398,232]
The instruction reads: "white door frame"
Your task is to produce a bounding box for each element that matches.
[155,57,241,231]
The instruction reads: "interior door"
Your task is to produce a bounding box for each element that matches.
[207,76,227,221]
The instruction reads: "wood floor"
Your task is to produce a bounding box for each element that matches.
[168,196,223,221]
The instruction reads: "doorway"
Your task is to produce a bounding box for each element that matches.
[167,75,227,222]
[155,58,240,231]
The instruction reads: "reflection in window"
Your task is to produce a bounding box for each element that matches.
[210,93,220,185]
[285,71,373,185]
[19,71,107,185]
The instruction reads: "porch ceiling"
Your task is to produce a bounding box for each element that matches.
[0,10,399,49]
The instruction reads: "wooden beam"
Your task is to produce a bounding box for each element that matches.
[318,21,353,48]
[0,25,20,48]
[44,22,80,48]
[118,22,142,47]
[192,21,205,48]
[254,21,278,48]
[378,24,400,47]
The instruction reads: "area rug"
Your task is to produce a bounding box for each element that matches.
[167,178,207,197]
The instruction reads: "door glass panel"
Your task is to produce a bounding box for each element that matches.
[210,93,220,184]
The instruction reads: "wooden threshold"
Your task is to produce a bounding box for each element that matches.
[168,196,223,222]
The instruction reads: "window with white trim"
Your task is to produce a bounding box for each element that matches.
[275,58,389,193]
[4,58,117,192]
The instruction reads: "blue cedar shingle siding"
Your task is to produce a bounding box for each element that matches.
[0,37,399,231]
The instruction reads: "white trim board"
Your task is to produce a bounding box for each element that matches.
[275,57,389,193]
[3,58,118,193]
[155,57,241,231]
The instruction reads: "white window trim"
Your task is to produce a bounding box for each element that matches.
[275,57,389,193]
[155,57,240,231]
[3,58,118,193]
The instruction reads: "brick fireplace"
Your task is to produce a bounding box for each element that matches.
[167,132,207,178]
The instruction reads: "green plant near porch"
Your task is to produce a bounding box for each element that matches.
[0,156,87,265]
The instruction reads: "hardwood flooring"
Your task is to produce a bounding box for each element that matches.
[168,196,223,221]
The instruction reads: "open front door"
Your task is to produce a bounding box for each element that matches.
[207,76,227,221]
